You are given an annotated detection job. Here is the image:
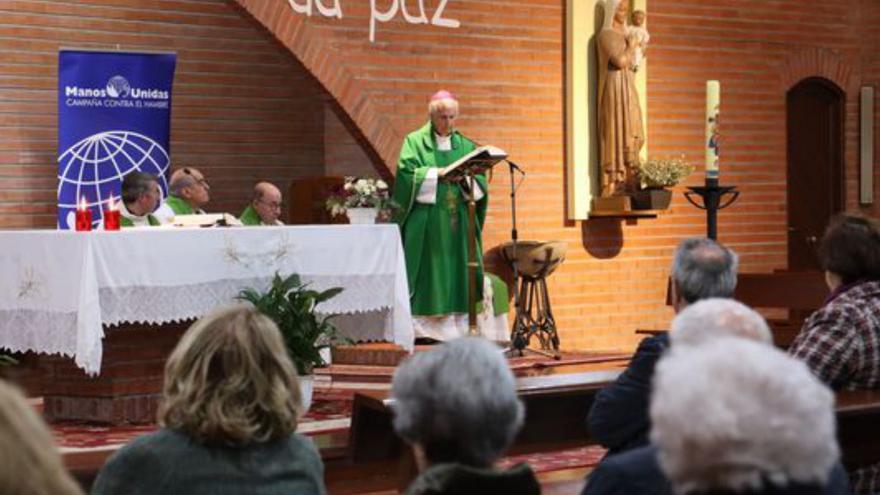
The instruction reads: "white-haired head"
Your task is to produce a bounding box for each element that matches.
[428,90,459,117]
[390,337,524,467]
[650,338,839,493]
[670,298,772,348]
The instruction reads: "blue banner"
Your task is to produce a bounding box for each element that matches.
[57,50,176,229]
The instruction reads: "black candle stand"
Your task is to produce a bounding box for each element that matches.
[684,177,739,240]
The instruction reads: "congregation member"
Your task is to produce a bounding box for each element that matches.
[0,380,83,495]
[585,338,849,495]
[587,237,738,454]
[153,167,211,224]
[119,171,161,227]
[91,305,325,495]
[391,337,540,495]
[391,90,491,341]
[240,182,284,226]
[789,214,880,494]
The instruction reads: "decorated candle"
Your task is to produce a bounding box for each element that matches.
[706,80,720,180]
[75,197,92,232]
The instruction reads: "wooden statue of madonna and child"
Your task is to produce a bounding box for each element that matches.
[593,0,650,212]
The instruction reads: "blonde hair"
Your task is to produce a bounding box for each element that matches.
[0,381,83,495]
[159,305,301,446]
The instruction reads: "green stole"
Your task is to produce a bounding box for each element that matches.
[120,214,160,228]
[164,195,196,215]
[239,205,262,226]
[392,122,489,316]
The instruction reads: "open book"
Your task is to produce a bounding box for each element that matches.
[441,145,508,181]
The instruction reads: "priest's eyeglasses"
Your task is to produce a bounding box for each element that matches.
[182,167,210,189]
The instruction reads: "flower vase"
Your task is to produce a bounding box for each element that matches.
[346,207,378,224]
[297,374,314,414]
[632,188,673,210]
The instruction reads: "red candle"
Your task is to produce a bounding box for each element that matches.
[104,198,120,231]
[75,199,92,232]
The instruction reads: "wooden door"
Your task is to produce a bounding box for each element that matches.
[786,77,844,270]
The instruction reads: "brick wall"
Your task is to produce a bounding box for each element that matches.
[235,0,880,352]
[4,0,879,353]
[0,0,330,227]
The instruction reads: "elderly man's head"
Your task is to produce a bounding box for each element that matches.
[670,298,772,348]
[169,167,210,208]
[428,90,459,137]
[650,338,839,493]
[671,238,738,312]
[391,337,523,469]
[252,182,283,225]
[121,171,161,216]
[819,214,880,290]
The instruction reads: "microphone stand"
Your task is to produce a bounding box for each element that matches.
[505,160,557,358]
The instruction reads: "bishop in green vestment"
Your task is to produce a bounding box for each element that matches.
[392,91,489,319]
[153,167,211,224]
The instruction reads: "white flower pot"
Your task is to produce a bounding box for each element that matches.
[346,207,378,225]
[297,374,314,414]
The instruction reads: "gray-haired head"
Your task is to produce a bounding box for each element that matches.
[670,298,772,348]
[672,238,738,306]
[390,337,524,467]
[650,338,838,493]
[121,171,158,206]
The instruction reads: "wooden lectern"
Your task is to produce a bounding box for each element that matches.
[442,145,508,335]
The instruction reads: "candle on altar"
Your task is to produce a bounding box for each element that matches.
[75,197,92,232]
[706,80,721,180]
[104,198,121,231]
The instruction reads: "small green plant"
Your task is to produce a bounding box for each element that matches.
[238,273,348,375]
[637,156,694,189]
[0,354,17,367]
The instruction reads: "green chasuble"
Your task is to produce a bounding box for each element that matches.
[239,205,261,226]
[164,195,196,215]
[392,122,489,317]
[120,214,160,228]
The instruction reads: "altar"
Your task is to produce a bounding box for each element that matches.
[0,225,413,375]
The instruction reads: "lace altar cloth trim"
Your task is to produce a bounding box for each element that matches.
[99,275,396,327]
[0,309,79,358]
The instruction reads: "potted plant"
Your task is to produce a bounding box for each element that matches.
[237,273,348,411]
[325,176,397,224]
[633,156,694,210]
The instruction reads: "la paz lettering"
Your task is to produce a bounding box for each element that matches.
[286,0,460,43]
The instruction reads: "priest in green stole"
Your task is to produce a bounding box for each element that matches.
[240,182,285,226]
[153,167,211,224]
[119,171,161,227]
[392,90,495,341]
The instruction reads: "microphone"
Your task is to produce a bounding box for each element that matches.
[507,160,525,175]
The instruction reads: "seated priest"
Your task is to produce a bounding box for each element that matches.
[392,90,508,341]
[240,182,284,226]
[153,167,211,224]
[119,171,161,227]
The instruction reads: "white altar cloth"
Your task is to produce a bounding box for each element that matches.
[0,225,413,374]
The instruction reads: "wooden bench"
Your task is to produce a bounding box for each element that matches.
[733,271,827,347]
[349,370,622,463]
[649,271,828,347]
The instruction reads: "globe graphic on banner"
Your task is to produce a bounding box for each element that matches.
[57,131,169,229]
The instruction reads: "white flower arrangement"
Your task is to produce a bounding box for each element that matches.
[637,156,694,189]
[326,177,395,217]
